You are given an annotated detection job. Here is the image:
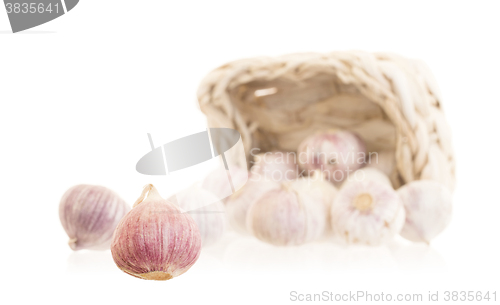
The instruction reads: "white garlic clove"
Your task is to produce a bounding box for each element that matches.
[111,184,201,281]
[342,167,393,189]
[59,184,130,251]
[397,180,453,244]
[250,151,298,182]
[297,130,366,183]
[287,170,338,227]
[225,179,280,234]
[200,166,248,203]
[246,184,326,246]
[331,180,405,246]
[169,185,226,247]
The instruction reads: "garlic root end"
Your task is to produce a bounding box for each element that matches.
[121,268,173,281]
[139,271,173,281]
[353,193,373,211]
[68,238,78,251]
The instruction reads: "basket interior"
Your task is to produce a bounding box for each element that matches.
[228,73,397,156]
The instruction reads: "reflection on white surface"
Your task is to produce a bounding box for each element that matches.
[388,239,447,272]
[67,250,117,274]
[197,232,446,274]
[65,232,447,276]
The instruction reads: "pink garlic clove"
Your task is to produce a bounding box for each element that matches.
[246,183,326,246]
[225,179,281,234]
[397,180,453,244]
[250,151,298,182]
[59,184,130,251]
[297,130,366,183]
[111,184,201,281]
[169,185,226,247]
[331,180,405,246]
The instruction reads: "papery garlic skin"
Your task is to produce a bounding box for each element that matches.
[246,184,326,246]
[250,151,298,182]
[201,166,248,203]
[331,181,405,246]
[397,180,453,243]
[343,168,392,188]
[297,130,366,183]
[111,185,201,281]
[169,185,226,247]
[59,184,130,251]
[225,179,280,234]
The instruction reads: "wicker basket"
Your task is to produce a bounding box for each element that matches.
[197,51,455,191]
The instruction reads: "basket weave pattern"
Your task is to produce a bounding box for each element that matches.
[197,51,455,191]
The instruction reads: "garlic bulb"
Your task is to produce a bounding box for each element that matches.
[397,180,453,243]
[250,151,298,182]
[169,185,226,247]
[297,130,366,183]
[286,171,338,237]
[225,179,280,234]
[59,184,130,251]
[111,184,201,281]
[246,184,326,246]
[343,168,392,188]
[331,180,405,245]
[201,166,248,203]
[287,170,338,216]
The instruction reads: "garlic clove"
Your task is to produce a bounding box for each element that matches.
[286,170,338,231]
[331,180,405,246]
[397,180,453,244]
[169,185,226,247]
[250,151,298,182]
[59,184,130,251]
[297,130,366,183]
[246,183,326,246]
[111,184,201,281]
[225,179,280,234]
[342,167,393,189]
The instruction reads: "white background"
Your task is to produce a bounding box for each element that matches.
[1,1,499,304]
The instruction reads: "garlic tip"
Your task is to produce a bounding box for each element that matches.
[133,184,161,207]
